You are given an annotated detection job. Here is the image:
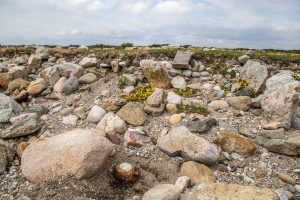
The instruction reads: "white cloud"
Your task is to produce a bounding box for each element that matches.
[86,0,102,12]
[154,0,192,14]
[124,2,149,14]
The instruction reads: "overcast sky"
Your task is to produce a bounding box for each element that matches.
[0,0,299,49]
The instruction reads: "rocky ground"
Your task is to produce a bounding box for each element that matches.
[0,46,300,200]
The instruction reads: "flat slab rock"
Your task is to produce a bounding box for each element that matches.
[173,51,194,69]
[0,113,43,139]
[157,126,220,165]
[256,130,300,156]
[142,184,181,200]
[21,129,114,183]
[182,183,278,200]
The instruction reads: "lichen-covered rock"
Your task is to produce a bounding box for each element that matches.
[141,59,171,89]
[239,60,268,93]
[215,130,256,156]
[261,71,300,129]
[116,102,145,126]
[0,94,23,123]
[0,113,43,139]
[21,129,114,183]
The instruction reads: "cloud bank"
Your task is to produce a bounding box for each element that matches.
[0,0,299,49]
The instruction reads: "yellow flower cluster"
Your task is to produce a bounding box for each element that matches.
[234,79,254,92]
[125,85,154,102]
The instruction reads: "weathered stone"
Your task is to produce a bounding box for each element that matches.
[180,161,216,185]
[0,139,14,174]
[239,60,268,93]
[256,130,300,156]
[292,106,300,130]
[175,176,190,192]
[28,54,42,69]
[111,60,120,73]
[166,103,178,114]
[53,77,67,93]
[62,115,78,125]
[144,104,165,117]
[7,66,29,80]
[122,74,137,86]
[124,129,150,147]
[13,90,29,102]
[169,114,182,124]
[35,46,49,59]
[215,130,256,156]
[21,129,114,183]
[79,57,97,68]
[142,184,181,200]
[157,126,220,165]
[173,51,194,69]
[26,104,49,117]
[146,88,164,107]
[141,59,171,89]
[62,77,79,95]
[208,100,229,111]
[278,173,297,185]
[0,73,9,89]
[117,102,145,126]
[96,112,126,134]
[181,118,217,133]
[262,121,283,130]
[0,94,23,123]
[57,63,84,78]
[27,78,46,96]
[181,183,278,200]
[79,73,97,84]
[261,71,300,129]
[258,128,285,139]
[238,55,250,64]
[227,96,252,111]
[40,66,60,86]
[0,113,43,139]
[167,92,182,105]
[171,76,187,89]
[87,105,107,123]
[7,78,30,93]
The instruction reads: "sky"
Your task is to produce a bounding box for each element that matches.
[0,0,300,49]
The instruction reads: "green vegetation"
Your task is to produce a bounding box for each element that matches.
[1,46,299,67]
[177,104,209,115]
[174,88,200,97]
[118,79,126,89]
[121,42,134,49]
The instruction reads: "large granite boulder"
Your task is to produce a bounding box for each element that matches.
[261,71,300,129]
[21,129,114,183]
